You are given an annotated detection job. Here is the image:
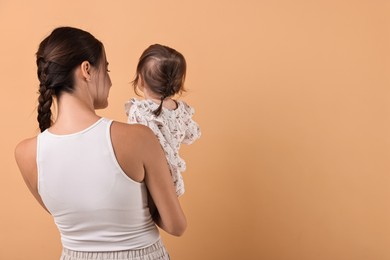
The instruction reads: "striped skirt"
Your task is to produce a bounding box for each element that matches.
[60,239,169,260]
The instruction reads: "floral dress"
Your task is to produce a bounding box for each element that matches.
[125,98,201,196]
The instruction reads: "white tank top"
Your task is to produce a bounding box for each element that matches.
[37,118,160,251]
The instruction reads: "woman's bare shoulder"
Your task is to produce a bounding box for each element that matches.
[15,136,38,186]
[109,121,160,182]
[15,137,37,163]
[111,121,157,142]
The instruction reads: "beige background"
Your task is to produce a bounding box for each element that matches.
[1,0,389,259]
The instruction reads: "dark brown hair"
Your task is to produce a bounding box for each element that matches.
[132,44,187,116]
[36,26,104,132]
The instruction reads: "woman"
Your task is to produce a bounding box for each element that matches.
[15,26,186,260]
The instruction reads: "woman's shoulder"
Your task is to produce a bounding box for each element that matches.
[112,120,150,131]
[15,137,37,159]
[109,121,162,169]
[14,136,38,175]
[111,121,157,142]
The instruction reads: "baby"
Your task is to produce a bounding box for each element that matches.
[125,44,201,197]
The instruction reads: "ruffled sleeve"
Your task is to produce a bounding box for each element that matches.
[180,101,201,145]
[125,98,151,125]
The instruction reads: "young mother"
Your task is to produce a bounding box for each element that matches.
[15,26,186,260]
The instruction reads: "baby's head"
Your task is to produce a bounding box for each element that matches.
[132,44,186,114]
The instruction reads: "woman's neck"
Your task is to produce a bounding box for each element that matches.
[49,92,100,134]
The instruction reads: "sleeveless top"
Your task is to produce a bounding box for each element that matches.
[37,118,160,251]
[125,98,201,197]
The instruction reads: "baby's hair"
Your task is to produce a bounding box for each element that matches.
[132,44,186,116]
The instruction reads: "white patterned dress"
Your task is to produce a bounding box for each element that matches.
[125,98,201,196]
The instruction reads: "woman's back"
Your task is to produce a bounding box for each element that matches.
[37,118,160,251]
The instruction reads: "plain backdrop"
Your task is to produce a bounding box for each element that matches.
[1,1,389,259]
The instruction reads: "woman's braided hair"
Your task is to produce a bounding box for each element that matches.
[132,44,187,116]
[36,27,104,132]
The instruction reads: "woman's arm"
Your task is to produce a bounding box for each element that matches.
[110,122,187,236]
[142,130,187,236]
[14,137,50,212]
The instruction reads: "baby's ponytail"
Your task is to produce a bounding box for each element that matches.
[153,76,177,116]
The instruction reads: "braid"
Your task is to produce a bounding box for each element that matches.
[165,74,176,97]
[37,59,54,132]
[152,69,178,117]
[153,96,165,116]
[152,77,174,116]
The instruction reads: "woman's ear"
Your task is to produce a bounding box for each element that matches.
[80,61,91,81]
